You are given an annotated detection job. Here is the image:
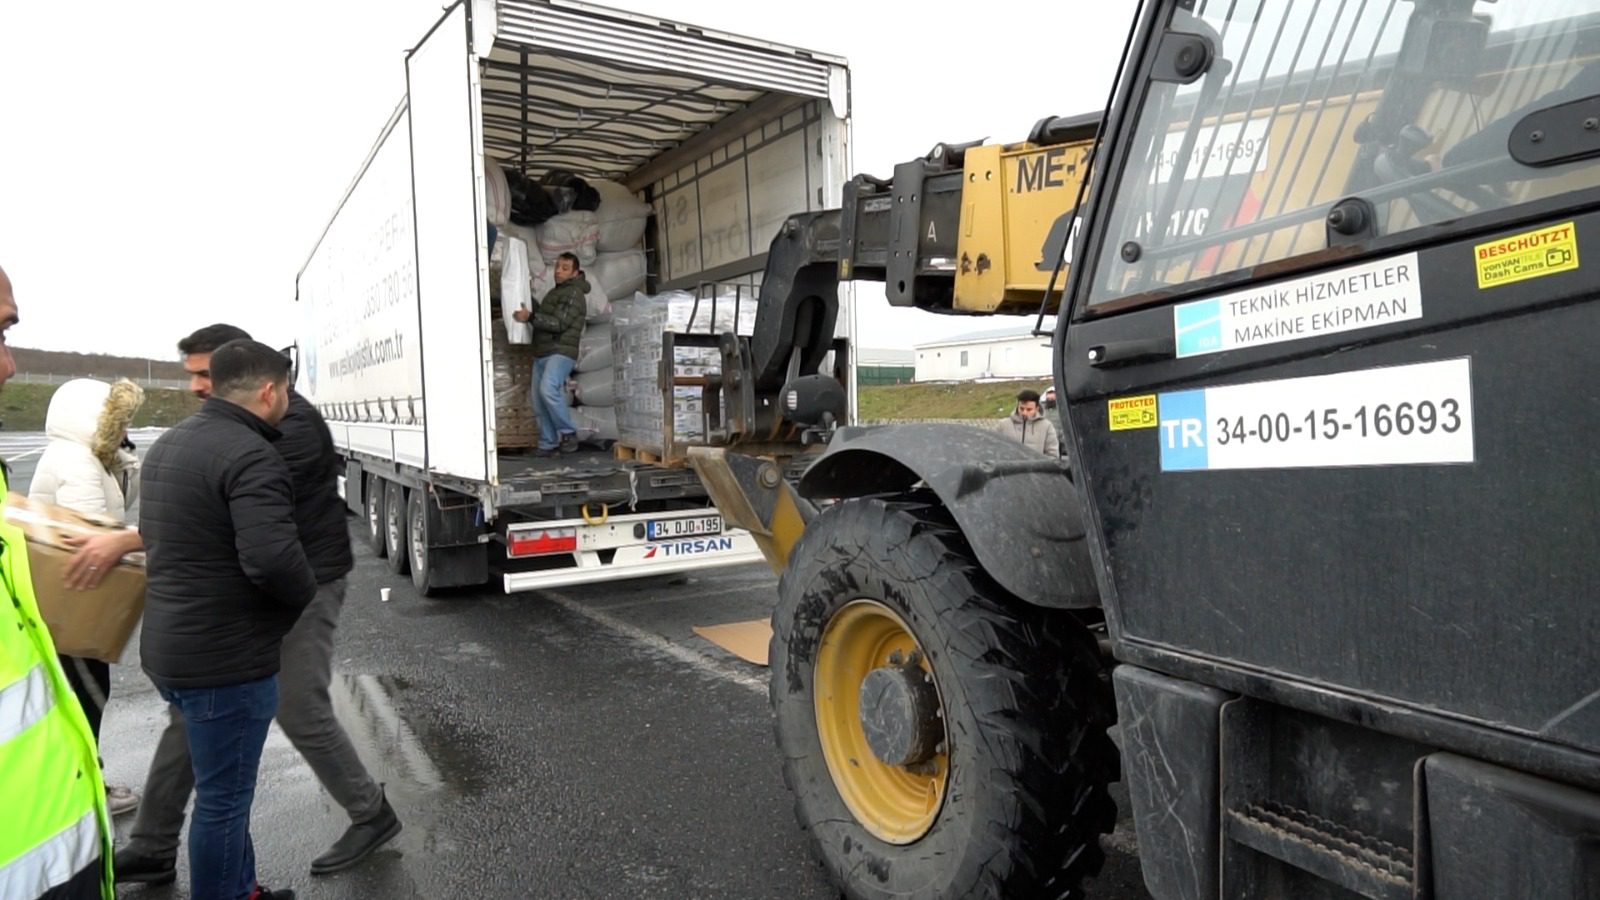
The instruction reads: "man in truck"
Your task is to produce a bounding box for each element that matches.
[515,251,588,456]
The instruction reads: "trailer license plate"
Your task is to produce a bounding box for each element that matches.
[647,516,723,540]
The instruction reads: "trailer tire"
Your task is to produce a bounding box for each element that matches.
[772,495,1118,900]
[407,488,438,596]
[364,473,387,558]
[383,480,409,575]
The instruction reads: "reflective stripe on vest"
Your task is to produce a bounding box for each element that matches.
[0,663,53,743]
[0,481,112,899]
[0,810,98,898]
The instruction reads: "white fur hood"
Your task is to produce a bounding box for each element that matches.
[31,378,145,521]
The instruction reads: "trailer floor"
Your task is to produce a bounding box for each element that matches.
[498,446,630,479]
[496,444,705,513]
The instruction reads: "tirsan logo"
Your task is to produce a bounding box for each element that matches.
[643,537,734,559]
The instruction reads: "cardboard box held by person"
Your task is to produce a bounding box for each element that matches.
[5,492,145,663]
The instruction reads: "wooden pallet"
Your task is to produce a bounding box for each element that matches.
[612,442,693,467]
[613,442,661,464]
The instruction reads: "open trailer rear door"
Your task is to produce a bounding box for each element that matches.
[407,0,495,483]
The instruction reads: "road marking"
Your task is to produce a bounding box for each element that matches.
[5,448,45,461]
[545,591,767,696]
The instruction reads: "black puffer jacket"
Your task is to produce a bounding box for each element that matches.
[139,398,317,689]
[279,390,353,583]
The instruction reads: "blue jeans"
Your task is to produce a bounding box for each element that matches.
[532,353,578,449]
[157,676,278,900]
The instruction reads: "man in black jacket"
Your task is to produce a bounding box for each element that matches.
[138,339,313,900]
[101,325,399,886]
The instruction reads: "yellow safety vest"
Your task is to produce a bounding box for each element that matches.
[0,480,111,899]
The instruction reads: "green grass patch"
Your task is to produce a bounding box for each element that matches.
[0,384,201,433]
[858,379,1046,421]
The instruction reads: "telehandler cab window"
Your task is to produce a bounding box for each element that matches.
[1089,0,1600,307]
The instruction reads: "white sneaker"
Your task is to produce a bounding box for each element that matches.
[106,784,141,817]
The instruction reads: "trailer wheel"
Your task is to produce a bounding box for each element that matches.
[407,488,436,595]
[383,480,409,575]
[364,473,387,558]
[772,495,1118,900]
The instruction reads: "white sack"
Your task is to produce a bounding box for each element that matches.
[572,404,620,442]
[573,369,615,407]
[535,211,599,265]
[584,280,611,318]
[485,163,511,227]
[592,179,651,221]
[591,179,651,251]
[597,218,647,253]
[499,224,548,276]
[499,236,533,344]
[576,320,614,372]
[587,250,647,302]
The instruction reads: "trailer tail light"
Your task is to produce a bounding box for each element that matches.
[508,527,578,558]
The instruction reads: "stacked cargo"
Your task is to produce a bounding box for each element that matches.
[611,290,758,456]
[569,315,619,443]
[587,179,650,303]
[486,161,541,450]
[487,165,651,449]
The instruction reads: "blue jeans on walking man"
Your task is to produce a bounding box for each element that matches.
[532,353,578,450]
[156,675,278,900]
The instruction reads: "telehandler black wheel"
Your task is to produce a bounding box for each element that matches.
[771,494,1118,900]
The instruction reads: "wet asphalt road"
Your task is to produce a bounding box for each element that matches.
[4,431,1153,900]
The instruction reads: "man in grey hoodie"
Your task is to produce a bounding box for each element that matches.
[998,388,1060,458]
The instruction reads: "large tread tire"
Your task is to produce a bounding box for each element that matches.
[772,494,1118,900]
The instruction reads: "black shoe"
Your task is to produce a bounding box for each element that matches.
[558,432,580,453]
[310,798,402,875]
[113,848,177,885]
[535,447,561,458]
[250,886,295,900]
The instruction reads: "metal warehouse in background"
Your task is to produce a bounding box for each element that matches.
[913,327,1051,382]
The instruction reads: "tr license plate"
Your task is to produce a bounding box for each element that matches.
[646,516,723,540]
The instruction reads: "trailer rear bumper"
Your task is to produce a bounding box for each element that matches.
[501,530,765,593]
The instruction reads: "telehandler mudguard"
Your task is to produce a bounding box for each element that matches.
[798,423,1099,609]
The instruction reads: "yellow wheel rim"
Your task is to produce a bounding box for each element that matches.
[814,600,948,844]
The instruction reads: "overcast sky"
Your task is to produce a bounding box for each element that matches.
[0,0,1139,361]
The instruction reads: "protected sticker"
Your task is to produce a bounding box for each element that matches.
[1173,252,1422,358]
[1157,358,1474,472]
[1108,395,1158,431]
[1474,221,1578,289]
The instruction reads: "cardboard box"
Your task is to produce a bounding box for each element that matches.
[5,493,145,663]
